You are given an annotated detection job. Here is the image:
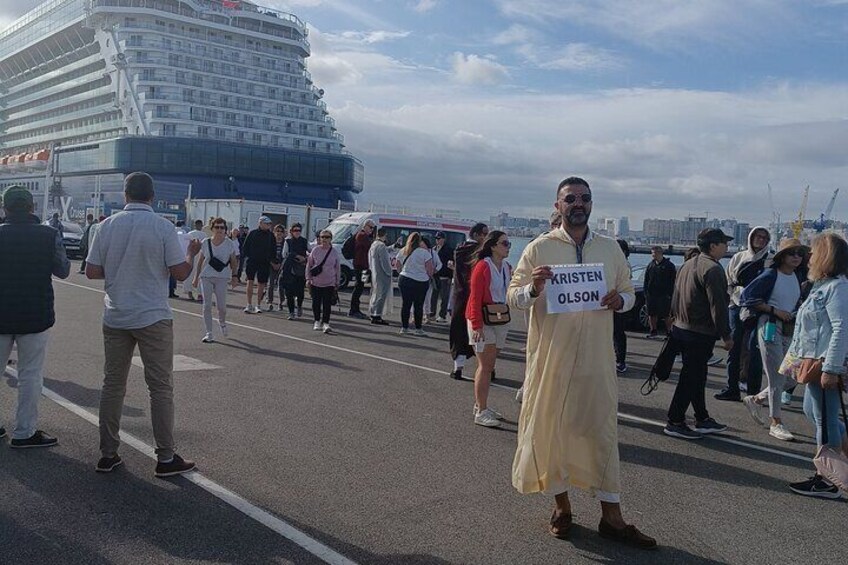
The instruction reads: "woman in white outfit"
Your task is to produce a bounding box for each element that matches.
[193,217,240,343]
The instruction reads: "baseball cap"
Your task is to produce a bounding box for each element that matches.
[434,231,446,239]
[259,216,272,224]
[697,228,734,246]
[1,185,33,210]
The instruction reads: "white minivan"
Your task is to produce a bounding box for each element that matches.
[324,212,475,288]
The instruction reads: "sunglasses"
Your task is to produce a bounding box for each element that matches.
[291,228,301,232]
[499,240,511,248]
[562,194,592,204]
[787,250,806,258]
[213,225,227,230]
[320,235,332,239]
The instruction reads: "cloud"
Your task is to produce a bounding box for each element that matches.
[412,0,438,13]
[493,24,622,72]
[326,84,848,225]
[495,0,795,49]
[338,30,411,44]
[450,53,509,85]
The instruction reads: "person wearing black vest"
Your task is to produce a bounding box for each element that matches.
[281,222,309,319]
[429,231,454,322]
[0,185,70,448]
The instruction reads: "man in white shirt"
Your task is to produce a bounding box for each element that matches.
[181,219,206,300]
[86,172,201,478]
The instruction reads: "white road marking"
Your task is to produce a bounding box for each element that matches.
[56,279,814,467]
[5,366,358,565]
[132,354,221,372]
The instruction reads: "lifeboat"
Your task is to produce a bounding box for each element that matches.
[25,149,49,170]
[10,153,27,171]
[0,155,11,169]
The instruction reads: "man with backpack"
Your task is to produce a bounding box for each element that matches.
[346,220,375,319]
[715,226,771,402]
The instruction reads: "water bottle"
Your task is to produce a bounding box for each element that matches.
[763,316,777,343]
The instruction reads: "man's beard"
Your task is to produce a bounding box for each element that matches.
[566,208,590,227]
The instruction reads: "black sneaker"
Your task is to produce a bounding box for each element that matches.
[348,311,367,319]
[491,370,497,382]
[616,362,628,373]
[10,430,58,449]
[789,475,842,499]
[714,388,741,402]
[663,423,702,440]
[96,455,123,473]
[450,369,463,380]
[0,427,6,439]
[154,454,196,478]
[693,418,727,434]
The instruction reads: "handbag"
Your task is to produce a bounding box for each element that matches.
[483,304,511,325]
[641,334,681,396]
[309,247,332,277]
[813,381,848,493]
[207,239,228,272]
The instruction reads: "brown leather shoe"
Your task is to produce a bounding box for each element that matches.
[549,510,573,539]
[598,519,657,550]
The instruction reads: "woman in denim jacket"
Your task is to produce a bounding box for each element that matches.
[786,233,848,498]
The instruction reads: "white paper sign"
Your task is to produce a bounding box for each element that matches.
[546,263,608,314]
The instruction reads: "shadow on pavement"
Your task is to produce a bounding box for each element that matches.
[3,373,145,419]
[619,442,800,492]
[218,338,361,372]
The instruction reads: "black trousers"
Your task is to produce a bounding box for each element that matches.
[668,334,715,424]
[349,269,367,313]
[285,276,306,314]
[613,312,627,364]
[267,268,285,304]
[310,285,333,324]
[399,275,429,329]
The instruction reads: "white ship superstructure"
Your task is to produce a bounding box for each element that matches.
[0,0,362,215]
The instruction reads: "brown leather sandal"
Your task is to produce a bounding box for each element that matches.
[598,519,658,550]
[549,510,573,539]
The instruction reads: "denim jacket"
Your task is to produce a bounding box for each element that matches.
[787,276,848,374]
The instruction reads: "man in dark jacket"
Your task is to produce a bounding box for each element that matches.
[242,216,277,313]
[348,220,375,319]
[79,213,95,274]
[664,228,734,440]
[429,231,454,322]
[644,246,677,338]
[0,185,70,447]
[449,223,489,379]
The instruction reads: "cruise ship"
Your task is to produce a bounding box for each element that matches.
[0,0,364,219]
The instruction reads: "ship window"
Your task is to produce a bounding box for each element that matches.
[253,133,262,144]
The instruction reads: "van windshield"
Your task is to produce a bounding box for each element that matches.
[326,222,359,245]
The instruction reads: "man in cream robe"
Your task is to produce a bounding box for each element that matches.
[368,227,393,324]
[507,177,656,549]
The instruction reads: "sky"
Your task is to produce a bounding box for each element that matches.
[3,0,848,228]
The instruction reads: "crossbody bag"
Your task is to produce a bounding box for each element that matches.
[482,263,511,326]
[207,239,229,272]
[310,247,332,277]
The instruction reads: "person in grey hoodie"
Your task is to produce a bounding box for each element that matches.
[715,226,772,401]
[368,227,392,325]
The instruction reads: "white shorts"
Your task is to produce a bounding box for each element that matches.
[468,323,509,349]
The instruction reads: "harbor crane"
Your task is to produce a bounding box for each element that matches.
[790,185,810,239]
[812,188,840,233]
[767,183,782,241]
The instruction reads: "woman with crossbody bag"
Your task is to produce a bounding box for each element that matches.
[466,230,512,428]
[193,218,240,343]
[306,229,340,334]
[782,233,848,498]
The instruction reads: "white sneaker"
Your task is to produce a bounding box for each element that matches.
[743,396,766,426]
[201,333,214,343]
[266,304,275,311]
[473,405,503,419]
[313,321,321,331]
[436,316,447,323]
[244,305,253,313]
[219,323,228,337]
[781,391,793,406]
[515,386,524,403]
[770,423,795,441]
[414,329,427,337]
[399,328,411,335]
[252,305,262,314]
[322,323,331,334]
[474,408,501,428]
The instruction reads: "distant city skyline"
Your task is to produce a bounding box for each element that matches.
[3,1,846,225]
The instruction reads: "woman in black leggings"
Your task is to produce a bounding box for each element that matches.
[395,232,434,336]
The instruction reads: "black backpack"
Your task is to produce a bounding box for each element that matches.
[341,234,356,260]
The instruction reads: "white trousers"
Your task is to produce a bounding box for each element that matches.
[0,330,50,439]
[200,277,228,334]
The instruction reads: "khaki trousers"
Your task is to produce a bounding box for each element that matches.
[100,320,175,461]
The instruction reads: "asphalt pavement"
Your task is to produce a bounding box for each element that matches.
[1,272,846,565]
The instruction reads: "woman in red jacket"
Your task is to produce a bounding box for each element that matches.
[466,230,512,428]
